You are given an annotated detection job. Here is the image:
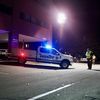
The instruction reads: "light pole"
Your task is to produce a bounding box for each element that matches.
[57,12,67,52]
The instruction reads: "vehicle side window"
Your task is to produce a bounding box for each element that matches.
[51,49,59,55]
[40,48,50,53]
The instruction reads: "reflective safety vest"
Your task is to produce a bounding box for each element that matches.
[85,51,93,59]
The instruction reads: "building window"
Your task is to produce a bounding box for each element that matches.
[19,12,49,29]
[0,4,13,15]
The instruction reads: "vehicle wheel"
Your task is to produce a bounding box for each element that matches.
[60,60,69,69]
[18,58,26,65]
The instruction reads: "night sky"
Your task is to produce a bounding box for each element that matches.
[52,0,100,60]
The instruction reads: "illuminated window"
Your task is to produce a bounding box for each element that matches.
[25,44,28,48]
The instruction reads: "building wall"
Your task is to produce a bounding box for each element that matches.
[0,0,12,30]
[0,0,52,45]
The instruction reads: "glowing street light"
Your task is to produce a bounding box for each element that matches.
[57,12,67,24]
[56,12,67,50]
[56,12,67,38]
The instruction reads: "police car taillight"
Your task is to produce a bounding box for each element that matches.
[20,52,25,57]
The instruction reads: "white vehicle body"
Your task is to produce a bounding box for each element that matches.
[19,46,73,68]
[0,46,73,68]
[37,47,73,64]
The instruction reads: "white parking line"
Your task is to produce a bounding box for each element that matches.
[28,83,75,100]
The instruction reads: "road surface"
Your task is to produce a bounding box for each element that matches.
[0,61,100,100]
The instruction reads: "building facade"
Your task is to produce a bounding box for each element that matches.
[0,0,52,51]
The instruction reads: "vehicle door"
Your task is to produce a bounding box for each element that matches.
[37,47,53,62]
[50,48,61,63]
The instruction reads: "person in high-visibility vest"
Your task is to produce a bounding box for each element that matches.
[85,48,93,70]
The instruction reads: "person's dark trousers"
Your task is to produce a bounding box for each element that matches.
[87,58,92,69]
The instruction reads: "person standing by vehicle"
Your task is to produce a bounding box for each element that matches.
[85,48,93,70]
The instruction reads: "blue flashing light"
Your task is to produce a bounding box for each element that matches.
[45,44,52,49]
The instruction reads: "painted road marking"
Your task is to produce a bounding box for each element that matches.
[28,83,75,100]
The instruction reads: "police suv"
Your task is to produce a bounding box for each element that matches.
[0,46,73,69]
[12,46,73,69]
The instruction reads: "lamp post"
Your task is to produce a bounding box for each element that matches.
[57,12,67,52]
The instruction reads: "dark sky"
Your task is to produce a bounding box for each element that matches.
[52,0,100,57]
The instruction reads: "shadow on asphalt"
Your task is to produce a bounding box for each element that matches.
[92,69,100,72]
[0,61,74,70]
[0,61,19,66]
[24,64,74,70]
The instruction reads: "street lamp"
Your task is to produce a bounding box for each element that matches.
[57,12,67,24]
[57,12,67,37]
[57,12,67,52]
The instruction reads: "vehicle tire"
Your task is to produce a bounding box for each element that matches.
[18,58,26,65]
[60,60,70,69]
